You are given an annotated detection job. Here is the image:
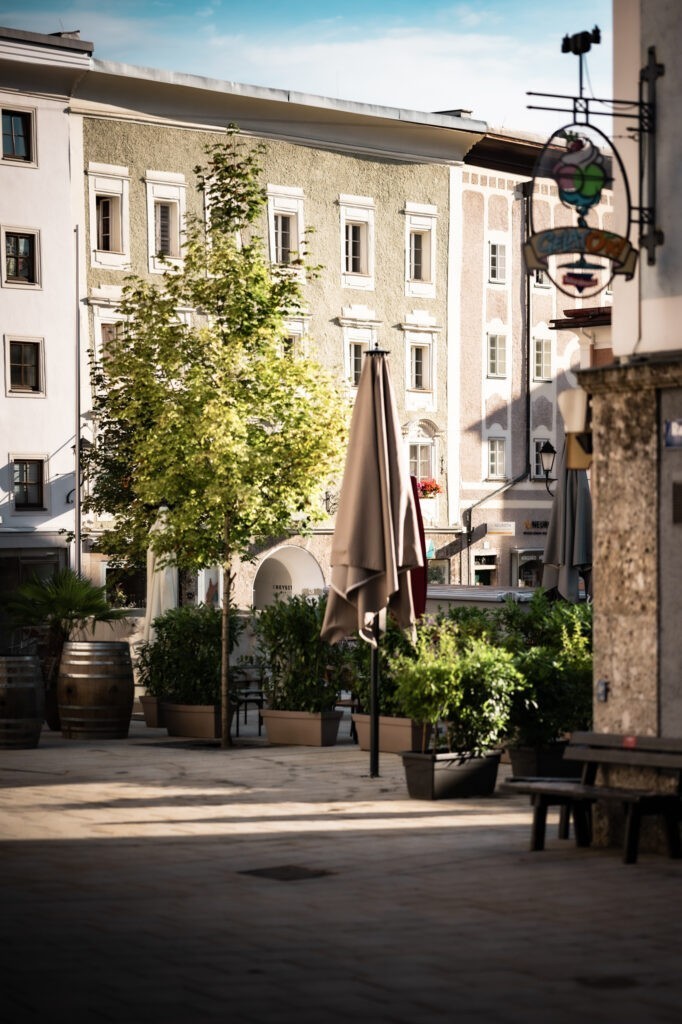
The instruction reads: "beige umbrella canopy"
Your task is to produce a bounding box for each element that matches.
[542,443,592,603]
[321,350,423,774]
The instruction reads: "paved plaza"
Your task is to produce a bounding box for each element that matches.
[2,714,682,1024]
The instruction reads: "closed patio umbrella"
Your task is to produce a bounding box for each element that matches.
[321,349,423,775]
[141,511,179,643]
[542,443,592,603]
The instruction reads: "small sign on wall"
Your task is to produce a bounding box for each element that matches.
[487,521,515,536]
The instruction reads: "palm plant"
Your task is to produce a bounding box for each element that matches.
[2,569,127,687]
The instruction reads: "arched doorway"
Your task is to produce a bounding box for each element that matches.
[252,546,325,609]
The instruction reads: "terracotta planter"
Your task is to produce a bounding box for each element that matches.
[162,703,221,739]
[401,751,501,799]
[139,694,165,728]
[261,709,342,746]
[352,713,430,754]
[507,742,577,778]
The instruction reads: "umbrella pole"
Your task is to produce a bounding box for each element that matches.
[370,614,380,778]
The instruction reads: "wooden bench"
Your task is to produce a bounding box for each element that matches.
[504,731,682,864]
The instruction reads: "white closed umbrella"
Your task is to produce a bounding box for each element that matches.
[141,511,179,643]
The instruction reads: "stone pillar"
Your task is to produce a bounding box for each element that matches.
[579,357,682,848]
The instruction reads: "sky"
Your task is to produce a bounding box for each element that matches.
[1,0,613,135]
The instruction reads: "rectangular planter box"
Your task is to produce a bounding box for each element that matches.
[162,703,221,739]
[261,709,342,746]
[139,694,165,729]
[401,751,501,799]
[352,713,430,754]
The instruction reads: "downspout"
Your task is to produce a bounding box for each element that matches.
[461,180,533,583]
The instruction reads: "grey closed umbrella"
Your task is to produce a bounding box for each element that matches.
[542,443,592,603]
[321,349,423,775]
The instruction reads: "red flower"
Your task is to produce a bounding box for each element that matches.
[417,478,442,498]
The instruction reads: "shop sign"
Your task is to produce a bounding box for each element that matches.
[523,519,549,535]
[487,521,515,536]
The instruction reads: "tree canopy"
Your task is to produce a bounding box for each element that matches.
[84,127,349,744]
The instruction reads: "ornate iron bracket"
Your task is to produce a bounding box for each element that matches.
[527,28,664,266]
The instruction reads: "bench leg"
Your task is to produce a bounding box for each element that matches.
[663,807,682,859]
[530,796,549,851]
[558,804,571,839]
[573,801,592,847]
[624,804,641,864]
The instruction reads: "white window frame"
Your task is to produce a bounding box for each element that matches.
[488,240,507,284]
[532,437,550,479]
[407,333,434,393]
[1,226,41,289]
[9,452,49,514]
[343,326,373,387]
[487,333,507,378]
[533,336,553,381]
[88,162,130,270]
[267,185,305,273]
[4,334,45,397]
[280,316,309,358]
[340,194,374,290]
[487,436,507,480]
[533,267,550,288]
[404,202,436,298]
[145,171,186,273]
[1,105,37,167]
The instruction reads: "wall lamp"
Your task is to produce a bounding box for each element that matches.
[539,440,557,496]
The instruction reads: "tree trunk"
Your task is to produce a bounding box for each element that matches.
[220,518,233,749]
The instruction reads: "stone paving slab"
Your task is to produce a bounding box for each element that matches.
[2,720,682,1023]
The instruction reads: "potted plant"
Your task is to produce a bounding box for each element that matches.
[499,593,593,777]
[349,618,431,754]
[252,594,344,746]
[390,619,523,798]
[136,604,243,739]
[2,569,129,734]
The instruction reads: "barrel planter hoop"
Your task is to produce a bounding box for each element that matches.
[0,656,44,749]
[58,641,134,740]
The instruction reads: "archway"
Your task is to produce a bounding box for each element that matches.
[252,546,325,609]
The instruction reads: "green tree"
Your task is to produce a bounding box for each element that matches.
[84,127,348,746]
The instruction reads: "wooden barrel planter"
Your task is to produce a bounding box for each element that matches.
[0,656,45,749]
[58,641,134,740]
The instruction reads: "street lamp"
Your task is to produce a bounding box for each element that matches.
[539,440,557,496]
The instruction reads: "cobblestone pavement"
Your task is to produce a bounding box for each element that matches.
[2,716,682,1024]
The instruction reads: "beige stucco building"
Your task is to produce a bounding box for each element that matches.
[0,24,611,642]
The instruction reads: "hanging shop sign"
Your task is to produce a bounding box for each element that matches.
[524,26,663,297]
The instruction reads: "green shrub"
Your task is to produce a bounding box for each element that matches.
[251,594,341,713]
[137,604,243,706]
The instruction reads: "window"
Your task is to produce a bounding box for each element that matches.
[404,202,436,298]
[489,242,506,283]
[96,196,121,252]
[345,222,366,274]
[12,458,44,509]
[267,185,304,271]
[410,342,431,391]
[6,337,43,394]
[2,228,39,287]
[350,340,366,386]
[2,109,33,163]
[88,163,130,269]
[534,337,552,380]
[342,323,373,387]
[488,438,506,479]
[145,171,185,272]
[340,195,374,290]
[487,334,507,377]
[533,438,549,479]
[534,268,549,287]
[410,441,434,481]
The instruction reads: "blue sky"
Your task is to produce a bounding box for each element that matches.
[2,1,612,133]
